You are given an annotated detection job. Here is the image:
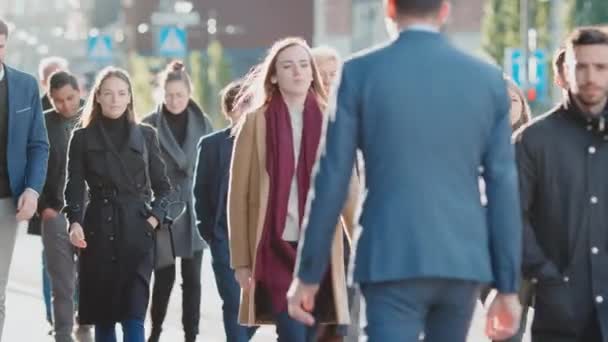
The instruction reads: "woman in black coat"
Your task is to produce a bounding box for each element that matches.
[143,61,213,342]
[66,67,171,342]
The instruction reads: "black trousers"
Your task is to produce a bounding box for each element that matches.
[149,250,203,338]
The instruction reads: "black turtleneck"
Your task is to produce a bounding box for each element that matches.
[101,114,130,150]
[163,105,188,146]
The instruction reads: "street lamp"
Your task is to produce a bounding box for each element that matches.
[207,18,218,35]
[174,1,193,14]
[137,23,150,34]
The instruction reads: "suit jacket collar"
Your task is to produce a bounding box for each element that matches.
[396,28,444,45]
[402,24,440,34]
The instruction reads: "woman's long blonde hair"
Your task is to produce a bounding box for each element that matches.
[504,76,532,131]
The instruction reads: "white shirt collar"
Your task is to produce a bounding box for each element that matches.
[0,64,4,82]
[404,24,440,33]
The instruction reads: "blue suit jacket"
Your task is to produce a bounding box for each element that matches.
[4,65,49,202]
[296,31,522,293]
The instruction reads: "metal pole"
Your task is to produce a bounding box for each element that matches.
[521,0,530,92]
[550,0,564,101]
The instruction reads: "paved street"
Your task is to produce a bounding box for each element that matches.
[4,225,531,341]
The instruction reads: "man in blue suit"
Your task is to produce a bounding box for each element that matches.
[287,1,523,341]
[0,18,50,341]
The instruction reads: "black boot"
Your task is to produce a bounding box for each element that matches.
[185,333,196,342]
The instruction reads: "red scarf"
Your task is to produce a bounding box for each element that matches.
[254,90,323,314]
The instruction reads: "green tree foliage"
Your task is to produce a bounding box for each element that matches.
[567,0,608,28]
[128,53,156,119]
[481,0,550,65]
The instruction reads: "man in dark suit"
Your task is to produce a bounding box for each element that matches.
[0,18,50,341]
[193,80,257,342]
[287,1,523,341]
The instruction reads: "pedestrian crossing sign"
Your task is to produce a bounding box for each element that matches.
[158,26,187,57]
[87,35,113,62]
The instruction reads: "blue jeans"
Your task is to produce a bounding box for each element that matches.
[361,279,479,342]
[95,319,144,342]
[275,312,316,342]
[209,238,257,341]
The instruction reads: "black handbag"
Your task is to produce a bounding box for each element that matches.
[141,129,185,270]
[153,201,186,270]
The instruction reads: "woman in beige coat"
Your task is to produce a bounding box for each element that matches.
[227,37,357,341]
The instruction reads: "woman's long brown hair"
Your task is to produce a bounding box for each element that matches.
[81,67,137,128]
[233,37,327,131]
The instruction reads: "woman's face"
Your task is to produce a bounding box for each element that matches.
[273,45,314,97]
[508,88,524,126]
[316,57,339,94]
[96,76,131,119]
[164,80,190,115]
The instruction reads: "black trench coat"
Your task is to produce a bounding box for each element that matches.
[64,120,171,324]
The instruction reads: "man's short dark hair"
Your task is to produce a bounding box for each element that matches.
[49,71,79,93]
[552,47,566,77]
[220,80,243,117]
[394,0,444,16]
[566,26,608,49]
[0,18,8,37]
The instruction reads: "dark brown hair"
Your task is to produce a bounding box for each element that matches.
[220,80,243,118]
[49,71,79,92]
[0,18,8,37]
[552,47,566,79]
[564,27,608,74]
[161,60,193,93]
[566,27,608,48]
[393,0,444,16]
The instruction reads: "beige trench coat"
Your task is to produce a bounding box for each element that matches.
[227,106,359,326]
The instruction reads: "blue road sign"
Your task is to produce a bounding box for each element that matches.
[87,34,113,62]
[158,26,187,57]
[504,48,548,101]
